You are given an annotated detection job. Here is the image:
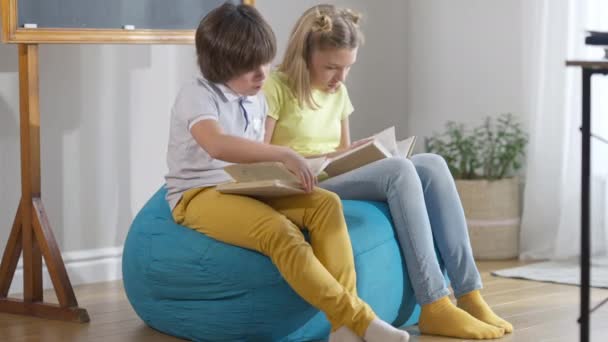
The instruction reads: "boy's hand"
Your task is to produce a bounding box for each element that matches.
[281,149,316,193]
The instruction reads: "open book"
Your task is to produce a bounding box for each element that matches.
[216,127,416,197]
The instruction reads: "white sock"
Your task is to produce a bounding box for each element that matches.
[363,318,410,342]
[329,326,363,342]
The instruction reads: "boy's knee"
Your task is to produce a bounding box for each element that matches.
[313,188,342,209]
[259,218,306,254]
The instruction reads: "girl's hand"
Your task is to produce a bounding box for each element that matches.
[280,149,316,193]
[328,137,374,158]
[350,137,374,148]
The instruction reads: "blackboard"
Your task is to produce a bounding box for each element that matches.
[1,0,250,44]
[17,0,234,30]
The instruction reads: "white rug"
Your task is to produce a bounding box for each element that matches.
[492,257,608,289]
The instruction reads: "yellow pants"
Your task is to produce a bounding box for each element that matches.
[173,187,376,336]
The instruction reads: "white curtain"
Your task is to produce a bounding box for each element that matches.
[520,0,608,260]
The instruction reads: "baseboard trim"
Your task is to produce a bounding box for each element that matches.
[8,246,123,296]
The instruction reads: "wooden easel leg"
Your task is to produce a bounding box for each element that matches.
[32,198,79,308]
[0,202,23,297]
[0,43,89,323]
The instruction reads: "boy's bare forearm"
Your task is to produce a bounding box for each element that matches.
[211,134,290,164]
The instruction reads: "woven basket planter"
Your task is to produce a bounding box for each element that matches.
[455,177,521,260]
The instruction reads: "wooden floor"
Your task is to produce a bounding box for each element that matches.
[1,261,607,341]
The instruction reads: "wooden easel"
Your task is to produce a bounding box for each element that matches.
[0,0,255,323]
[0,44,89,322]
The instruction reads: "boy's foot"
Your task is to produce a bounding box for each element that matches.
[329,326,363,342]
[364,317,410,342]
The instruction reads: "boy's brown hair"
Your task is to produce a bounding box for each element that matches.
[196,2,276,83]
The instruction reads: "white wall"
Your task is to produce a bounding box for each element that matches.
[0,41,200,292]
[406,0,527,144]
[259,0,526,142]
[0,0,526,290]
[0,43,199,250]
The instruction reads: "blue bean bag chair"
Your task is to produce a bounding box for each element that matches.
[123,187,442,341]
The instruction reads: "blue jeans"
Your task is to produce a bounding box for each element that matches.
[320,154,482,305]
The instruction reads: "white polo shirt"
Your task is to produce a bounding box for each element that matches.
[165,76,267,210]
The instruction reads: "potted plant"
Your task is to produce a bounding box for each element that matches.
[425,113,528,260]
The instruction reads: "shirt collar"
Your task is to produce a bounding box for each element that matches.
[215,82,255,104]
[197,75,256,103]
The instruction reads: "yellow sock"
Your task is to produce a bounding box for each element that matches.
[457,290,514,333]
[418,296,505,339]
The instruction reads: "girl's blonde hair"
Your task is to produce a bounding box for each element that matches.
[278,4,364,109]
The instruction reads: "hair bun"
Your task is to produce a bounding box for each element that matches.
[313,13,333,33]
[342,8,361,26]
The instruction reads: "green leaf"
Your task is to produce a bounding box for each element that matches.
[423,113,528,179]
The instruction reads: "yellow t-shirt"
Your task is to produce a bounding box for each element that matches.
[263,72,354,156]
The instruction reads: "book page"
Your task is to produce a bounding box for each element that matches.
[372,126,399,156]
[305,157,330,176]
[396,136,417,158]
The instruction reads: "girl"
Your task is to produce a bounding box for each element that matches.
[263,4,512,340]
